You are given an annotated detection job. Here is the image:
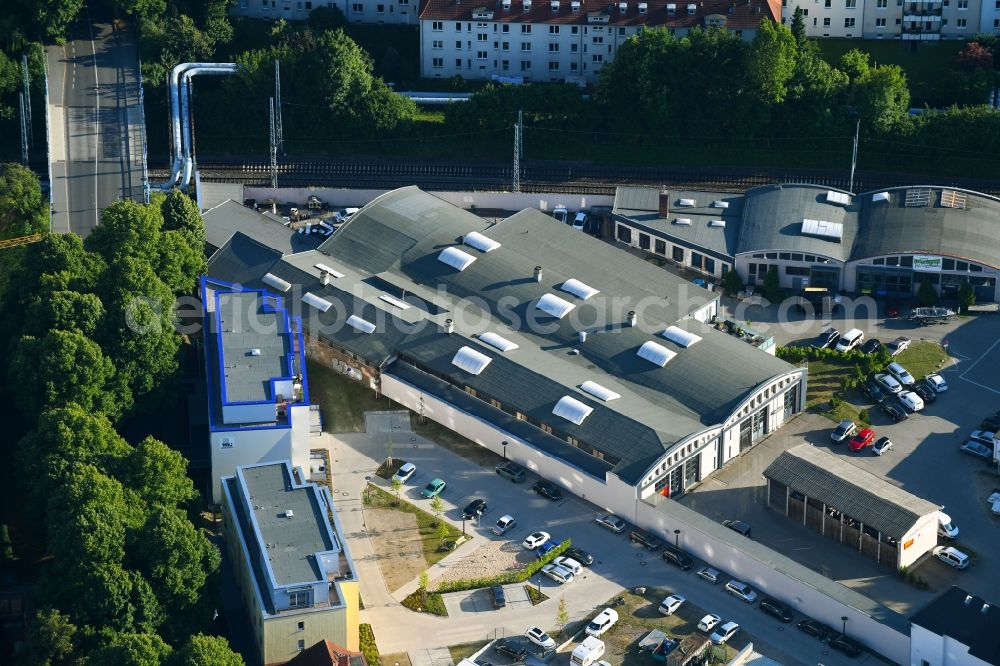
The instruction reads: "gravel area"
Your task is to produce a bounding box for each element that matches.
[433,539,535,587]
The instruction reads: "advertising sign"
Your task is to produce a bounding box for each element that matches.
[912,255,943,272]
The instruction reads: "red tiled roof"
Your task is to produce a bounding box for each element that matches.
[419,0,778,29]
[286,640,367,666]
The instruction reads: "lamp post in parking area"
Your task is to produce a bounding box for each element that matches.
[502,440,508,460]
[841,615,849,636]
[673,529,681,550]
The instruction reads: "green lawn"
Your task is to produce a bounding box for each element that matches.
[894,340,949,378]
[449,641,490,663]
[814,38,965,107]
[802,357,870,425]
[363,484,464,567]
[306,358,393,432]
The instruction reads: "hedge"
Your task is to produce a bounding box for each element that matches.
[775,345,868,364]
[359,623,379,666]
[434,539,572,593]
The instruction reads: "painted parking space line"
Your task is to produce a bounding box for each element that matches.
[959,336,1000,395]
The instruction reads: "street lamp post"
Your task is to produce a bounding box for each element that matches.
[841,615,849,636]
[502,440,508,460]
[462,515,467,537]
[673,529,680,550]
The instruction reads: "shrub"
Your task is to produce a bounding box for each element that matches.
[434,539,572,593]
[401,589,448,616]
[917,279,938,307]
[722,268,744,296]
[359,623,380,666]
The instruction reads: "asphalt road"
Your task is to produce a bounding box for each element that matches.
[46,7,145,237]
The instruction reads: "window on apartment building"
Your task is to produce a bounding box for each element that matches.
[456,58,463,66]
[593,35,604,43]
[351,2,362,9]
[942,17,949,24]
[377,3,384,11]
[455,40,462,48]
[432,40,443,48]
[502,59,510,69]
[619,27,626,34]
[521,60,531,70]
[823,17,831,25]
[478,32,488,40]
[813,17,817,25]
[477,50,488,59]
[896,16,902,22]
[672,246,684,262]
[572,25,579,33]
[825,0,831,6]
[548,60,560,70]
[477,21,489,26]
[844,17,855,26]
[549,42,559,51]
[289,591,310,607]
[239,0,248,8]
[570,61,578,70]
[522,24,532,32]
[502,23,510,31]
[877,0,887,6]
[521,41,531,50]
[958,0,968,7]
[876,17,886,25]
[297,621,305,631]
[296,1,302,9]
[432,57,443,67]
[802,8,808,14]
[502,41,510,49]
[995,17,1000,26]
[571,43,578,52]
[957,17,967,25]
[297,640,306,651]
[592,53,604,62]
[432,20,443,29]
[845,0,856,7]
[655,239,667,255]
[550,24,560,33]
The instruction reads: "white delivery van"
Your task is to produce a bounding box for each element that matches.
[834,328,865,352]
[571,636,605,666]
[938,512,959,539]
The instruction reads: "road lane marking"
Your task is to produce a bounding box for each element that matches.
[959,336,1000,395]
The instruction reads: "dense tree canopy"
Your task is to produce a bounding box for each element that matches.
[0,163,48,238]
[169,634,244,666]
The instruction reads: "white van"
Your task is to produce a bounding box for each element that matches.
[571,637,605,666]
[938,512,959,540]
[834,328,865,353]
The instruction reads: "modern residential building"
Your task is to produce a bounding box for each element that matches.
[782,0,985,38]
[910,587,1000,666]
[202,274,313,503]
[222,461,360,666]
[418,0,780,83]
[229,0,419,24]
[613,184,1000,302]
[763,444,940,569]
[206,186,806,516]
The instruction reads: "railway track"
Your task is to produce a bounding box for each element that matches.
[150,159,1000,197]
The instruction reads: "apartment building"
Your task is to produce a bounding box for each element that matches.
[230,0,419,25]
[418,0,781,83]
[783,0,985,38]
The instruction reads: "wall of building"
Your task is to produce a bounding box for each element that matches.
[783,0,867,36]
[845,254,1000,302]
[900,512,940,569]
[862,0,903,37]
[222,402,278,425]
[613,220,732,280]
[262,606,352,666]
[222,482,268,666]
[229,0,418,24]
[212,428,293,504]
[941,0,981,36]
[910,623,994,666]
[230,0,341,20]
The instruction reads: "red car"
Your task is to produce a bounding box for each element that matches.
[849,428,876,451]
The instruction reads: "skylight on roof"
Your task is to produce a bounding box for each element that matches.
[302,292,333,312]
[314,263,344,279]
[801,218,844,241]
[379,294,410,310]
[636,340,676,367]
[560,278,599,300]
[713,200,729,209]
[826,190,851,206]
[661,326,702,348]
[580,380,621,402]
[708,220,726,228]
[346,314,376,334]
[872,192,890,203]
[677,198,696,207]
[438,247,477,271]
[451,346,492,375]
[262,272,291,293]
[478,332,519,352]
[463,231,501,253]
[674,218,692,226]
[536,293,576,319]
[552,395,594,425]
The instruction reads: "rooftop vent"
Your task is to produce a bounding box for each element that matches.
[872,191,890,203]
[826,190,851,206]
[580,380,621,401]
[801,218,843,241]
[534,265,543,282]
[524,0,532,8]
[661,325,702,348]
[708,219,726,228]
[452,346,492,375]
[626,310,637,327]
[674,218,692,226]
[445,318,455,334]
[966,595,975,605]
[284,510,294,518]
[637,340,676,367]
[379,294,410,310]
[677,198,696,207]
[578,330,588,343]
[250,348,261,356]
[638,1,646,11]
[983,604,991,615]
[463,231,501,252]
[502,0,511,7]
[713,200,729,209]
[262,272,291,293]
[478,331,519,351]
[560,278,600,300]
[904,187,931,208]
[303,292,334,312]
[346,315,376,334]
[536,293,576,319]
[314,263,344,279]
[571,0,580,10]
[438,246,477,271]
[552,395,594,425]
[940,189,967,209]
[552,0,560,9]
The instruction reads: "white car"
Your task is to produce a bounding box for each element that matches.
[595,514,627,533]
[872,437,894,456]
[898,391,924,412]
[572,212,587,230]
[522,531,550,550]
[887,362,915,386]
[697,614,722,632]
[887,336,911,357]
[874,373,902,394]
[540,563,575,584]
[525,626,555,649]
[925,373,948,392]
[552,206,568,224]
[658,594,686,616]
[391,462,416,484]
[492,514,517,536]
[710,621,740,645]
[553,556,583,575]
[585,608,619,637]
[933,546,970,570]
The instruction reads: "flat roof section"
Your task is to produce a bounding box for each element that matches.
[910,586,1000,664]
[217,290,291,404]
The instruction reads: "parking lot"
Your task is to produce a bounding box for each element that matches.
[682,312,1000,615]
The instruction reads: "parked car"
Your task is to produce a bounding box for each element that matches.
[697,614,722,632]
[551,206,568,224]
[797,619,832,641]
[494,460,527,483]
[572,212,587,231]
[872,436,894,456]
[420,478,446,498]
[628,529,662,551]
[540,563,575,584]
[392,462,416,484]
[828,633,864,657]
[462,498,487,519]
[563,547,594,566]
[710,621,740,645]
[938,512,959,540]
[933,545,970,570]
[585,608,619,637]
[982,411,1000,432]
[912,382,936,404]
[492,514,517,536]
[659,594,686,616]
[887,336,911,357]
[595,514,627,533]
[898,391,924,412]
[860,338,882,355]
[831,419,857,442]
[848,428,876,452]
[533,480,564,501]
[333,207,359,224]
[525,626,555,649]
[885,301,901,318]
[493,638,525,660]
[861,379,886,403]
[724,580,758,604]
[834,328,864,352]
[662,544,694,571]
[522,532,550,549]
[924,373,948,393]
[969,430,998,446]
[697,567,721,584]
[553,556,583,575]
[881,400,908,422]
[874,373,903,394]
[491,585,507,609]
[759,598,794,622]
[811,327,840,349]
[887,362,915,386]
[960,441,993,461]
[722,519,752,538]
[535,542,558,559]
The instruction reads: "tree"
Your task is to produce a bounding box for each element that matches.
[557,596,569,629]
[159,190,206,244]
[957,280,976,313]
[87,199,163,266]
[762,265,781,301]
[748,20,798,105]
[429,495,445,526]
[385,433,394,468]
[16,608,78,666]
[124,437,198,508]
[23,290,105,337]
[418,570,430,607]
[722,268,744,296]
[0,53,19,120]
[917,279,938,306]
[839,49,871,82]
[87,633,172,666]
[435,520,450,543]
[790,7,807,47]
[391,477,402,506]
[169,634,243,666]
[32,0,86,40]
[133,508,220,613]
[0,162,48,238]
[107,0,167,18]
[854,65,910,134]
[308,5,346,32]
[954,41,995,72]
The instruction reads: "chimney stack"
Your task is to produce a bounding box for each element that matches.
[658,190,671,218]
[321,271,332,286]
[445,318,454,334]
[579,330,588,343]
[626,310,637,327]
[534,266,543,282]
